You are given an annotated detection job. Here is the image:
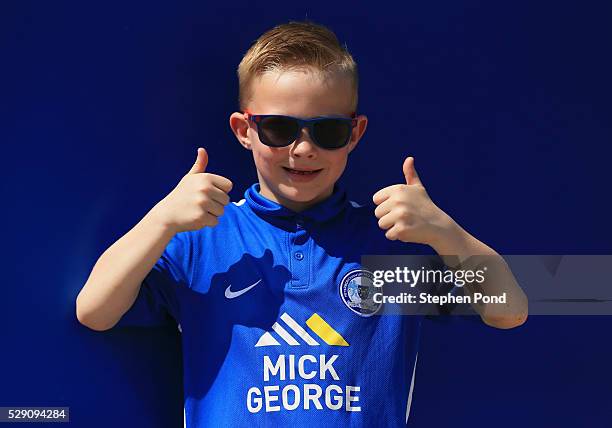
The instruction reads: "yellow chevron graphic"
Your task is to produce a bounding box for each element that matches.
[306,313,349,346]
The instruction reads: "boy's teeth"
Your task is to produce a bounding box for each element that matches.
[287,168,317,175]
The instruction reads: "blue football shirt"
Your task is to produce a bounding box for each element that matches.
[117,183,436,427]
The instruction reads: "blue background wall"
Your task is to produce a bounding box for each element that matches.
[2,1,611,427]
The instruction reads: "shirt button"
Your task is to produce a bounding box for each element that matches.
[294,251,304,261]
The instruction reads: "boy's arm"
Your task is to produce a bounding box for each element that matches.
[429,222,528,329]
[76,148,232,331]
[373,156,528,329]
[76,208,175,331]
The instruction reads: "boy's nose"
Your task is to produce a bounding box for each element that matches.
[290,128,317,158]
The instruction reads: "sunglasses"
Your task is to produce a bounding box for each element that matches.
[245,111,358,150]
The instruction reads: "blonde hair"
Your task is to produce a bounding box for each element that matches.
[237,21,358,110]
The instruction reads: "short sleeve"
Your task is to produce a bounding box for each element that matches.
[115,232,193,328]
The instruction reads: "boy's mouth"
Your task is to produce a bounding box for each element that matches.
[282,167,323,182]
[282,167,323,175]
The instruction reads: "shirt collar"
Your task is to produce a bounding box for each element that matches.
[244,183,349,225]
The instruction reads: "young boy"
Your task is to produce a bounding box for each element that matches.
[76,21,527,427]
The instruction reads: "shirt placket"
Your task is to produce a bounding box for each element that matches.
[289,215,311,289]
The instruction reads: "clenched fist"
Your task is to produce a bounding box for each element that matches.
[373,156,452,247]
[152,148,233,233]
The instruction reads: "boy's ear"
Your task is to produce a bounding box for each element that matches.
[347,114,368,154]
[229,112,252,150]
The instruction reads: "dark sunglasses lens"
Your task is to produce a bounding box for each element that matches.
[313,119,352,149]
[259,116,299,147]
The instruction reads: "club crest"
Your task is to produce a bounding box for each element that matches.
[339,269,381,317]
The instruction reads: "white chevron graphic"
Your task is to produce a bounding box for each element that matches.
[280,313,319,345]
[256,332,280,346]
[255,313,320,347]
[271,322,299,345]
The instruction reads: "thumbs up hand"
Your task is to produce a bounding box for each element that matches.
[152,148,233,233]
[373,157,451,246]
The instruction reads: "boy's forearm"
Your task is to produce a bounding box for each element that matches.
[76,205,176,331]
[431,220,529,329]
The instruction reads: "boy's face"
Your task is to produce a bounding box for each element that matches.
[230,68,368,212]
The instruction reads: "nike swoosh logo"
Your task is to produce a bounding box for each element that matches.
[224,279,262,299]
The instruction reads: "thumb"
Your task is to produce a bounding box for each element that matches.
[403,156,422,186]
[188,147,208,174]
